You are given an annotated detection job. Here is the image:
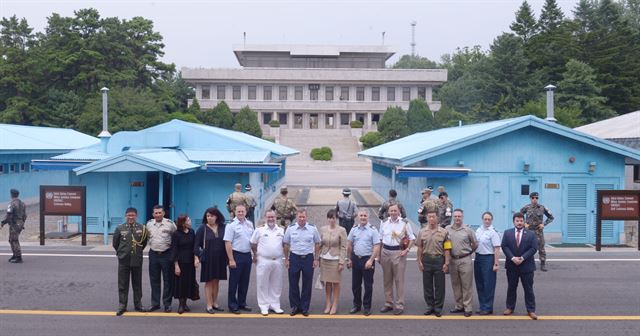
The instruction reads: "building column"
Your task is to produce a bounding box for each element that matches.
[367,112,373,129]
[351,112,356,124]
[158,171,164,206]
[288,112,293,129]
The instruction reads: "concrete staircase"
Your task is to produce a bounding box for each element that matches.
[279,128,371,187]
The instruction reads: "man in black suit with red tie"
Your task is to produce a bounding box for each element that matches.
[501,212,539,320]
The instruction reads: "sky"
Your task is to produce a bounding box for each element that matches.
[0,0,581,69]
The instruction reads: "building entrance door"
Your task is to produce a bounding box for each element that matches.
[294,113,303,129]
[325,113,335,129]
[309,114,318,129]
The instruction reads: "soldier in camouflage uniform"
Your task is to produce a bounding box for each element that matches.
[378,189,406,221]
[520,192,554,272]
[113,207,149,316]
[270,186,297,227]
[437,192,454,228]
[244,184,257,224]
[1,189,27,263]
[418,187,438,227]
[226,183,249,219]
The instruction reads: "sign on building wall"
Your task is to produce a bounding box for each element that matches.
[39,185,87,246]
[596,190,640,251]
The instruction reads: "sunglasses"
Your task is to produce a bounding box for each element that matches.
[531,196,538,199]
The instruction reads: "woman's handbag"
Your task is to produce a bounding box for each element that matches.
[198,226,207,262]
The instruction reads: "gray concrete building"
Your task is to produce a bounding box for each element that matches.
[182,44,447,130]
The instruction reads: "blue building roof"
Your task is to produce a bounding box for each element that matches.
[0,124,99,153]
[38,119,298,174]
[359,115,640,166]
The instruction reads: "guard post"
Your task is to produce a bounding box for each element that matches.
[39,185,87,246]
[596,190,640,251]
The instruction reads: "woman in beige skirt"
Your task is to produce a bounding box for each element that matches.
[319,209,347,314]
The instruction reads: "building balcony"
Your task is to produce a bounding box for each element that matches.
[190,99,442,112]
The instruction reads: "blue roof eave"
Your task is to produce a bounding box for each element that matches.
[73,152,200,176]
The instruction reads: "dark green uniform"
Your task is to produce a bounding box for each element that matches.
[520,203,554,265]
[113,222,148,310]
[2,197,27,260]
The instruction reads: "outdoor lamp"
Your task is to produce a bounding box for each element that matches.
[589,161,597,174]
[523,161,530,174]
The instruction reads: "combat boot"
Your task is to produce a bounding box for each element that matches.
[9,257,23,263]
[8,255,15,262]
[540,261,547,272]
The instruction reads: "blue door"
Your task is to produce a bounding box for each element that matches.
[562,178,619,244]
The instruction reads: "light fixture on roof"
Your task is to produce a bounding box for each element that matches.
[457,160,464,167]
[588,161,597,174]
[523,161,530,174]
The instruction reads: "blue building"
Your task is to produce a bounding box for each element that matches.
[359,115,640,244]
[32,120,298,240]
[0,124,98,203]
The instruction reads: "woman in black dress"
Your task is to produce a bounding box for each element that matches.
[171,214,199,314]
[194,207,228,314]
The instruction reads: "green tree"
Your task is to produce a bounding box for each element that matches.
[167,112,201,124]
[392,55,438,69]
[188,97,201,115]
[233,106,262,138]
[201,101,234,129]
[434,105,471,128]
[538,0,565,33]
[378,106,409,141]
[406,98,435,133]
[360,131,384,149]
[557,59,615,124]
[510,1,538,43]
[506,99,582,128]
[0,96,44,125]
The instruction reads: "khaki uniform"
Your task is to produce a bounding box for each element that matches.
[418,226,450,313]
[271,195,297,227]
[437,199,453,228]
[226,191,249,215]
[2,198,27,258]
[113,222,148,310]
[418,198,438,226]
[520,203,554,264]
[446,224,477,313]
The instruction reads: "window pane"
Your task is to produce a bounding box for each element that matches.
[310,90,318,101]
[278,112,288,124]
[325,86,334,101]
[340,113,350,125]
[264,86,272,100]
[402,87,410,101]
[217,85,226,99]
[418,87,426,100]
[279,86,288,100]
[372,87,380,101]
[387,87,395,101]
[340,86,349,100]
[248,85,256,100]
[356,87,364,101]
[262,112,272,124]
[201,87,210,99]
[295,86,303,100]
[233,85,241,100]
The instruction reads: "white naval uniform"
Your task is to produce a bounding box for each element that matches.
[250,223,285,313]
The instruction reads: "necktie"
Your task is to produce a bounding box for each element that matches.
[516,229,522,248]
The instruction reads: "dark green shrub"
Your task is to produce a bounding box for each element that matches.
[360,131,384,149]
[310,146,333,161]
[350,120,363,128]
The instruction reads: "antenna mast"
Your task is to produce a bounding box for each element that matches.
[410,21,416,56]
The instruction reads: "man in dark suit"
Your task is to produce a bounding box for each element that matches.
[501,212,538,320]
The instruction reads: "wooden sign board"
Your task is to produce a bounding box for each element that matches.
[596,190,640,251]
[39,185,87,246]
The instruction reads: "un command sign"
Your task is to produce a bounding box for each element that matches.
[39,185,87,246]
[596,190,640,251]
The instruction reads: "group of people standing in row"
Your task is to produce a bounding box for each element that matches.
[112,184,553,320]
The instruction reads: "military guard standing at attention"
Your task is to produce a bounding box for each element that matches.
[270,186,297,227]
[283,209,321,316]
[418,187,438,227]
[378,189,406,221]
[226,183,249,218]
[146,205,176,312]
[520,192,553,272]
[113,207,149,316]
[336,188,358,234]
[244,184,257,224]
[437,192,454,228]
[346,210,380,316]
[1,189,27,263]
[417,210,451,317]
[446,209,477,317]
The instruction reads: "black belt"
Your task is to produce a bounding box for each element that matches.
[150,249,170,254]
[383,244,401,251]
[291,253,314,259]
[452,252,473,259]
[233,250,251,255]
[352,254,372,260]
[422,253,443,258]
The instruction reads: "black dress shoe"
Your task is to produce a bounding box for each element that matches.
[206,307,215,314]
[302,311,309,317]
[148,305,161,312]
[290,308,299,316]
[212,306,224,312]
[184,304,191,312]
[380,306,393,313]
[450,308,465,313]
[134,306,147,312]
[178,306,185,314]
[363,309,371,316]
[230,309,241,314]
[478,310,492,315]
[424,310,434,316]
[116,308,126,316]
[239,306,252,312]
[464,311,472,317]
[164,306,171,313]
[435,311,442,317]
[349,307,361,314]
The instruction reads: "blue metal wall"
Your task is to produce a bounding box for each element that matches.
[371,127,626,243]
[1,153,69,202]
